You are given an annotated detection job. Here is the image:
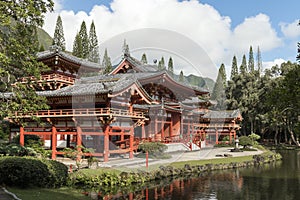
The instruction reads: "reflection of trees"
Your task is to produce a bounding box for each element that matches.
[96,151,299,199]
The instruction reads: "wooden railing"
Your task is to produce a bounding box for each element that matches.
[14,108,146,119]
[18,74,75,84]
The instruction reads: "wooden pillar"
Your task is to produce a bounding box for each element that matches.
[216,129,219,144]
[161,121,164,142]
[76,126,82,161]
[170,120,173,139]
[154,117,157,138]
[51,125,57,160]
[129,127,134,159]
[145,188,149,200]
[142,124,146,138]
[104,125,109,162]
[20,126,24,146]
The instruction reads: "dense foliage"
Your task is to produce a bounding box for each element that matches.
[0,0,52,120]
[225,46,299,146]
[0,157,68,188]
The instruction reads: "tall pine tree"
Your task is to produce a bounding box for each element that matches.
[179,70,184,82]
[79,21,89,59]
[230,55,238,79]
[240,54,247,73]
[88,21,100,63]
[168,57,174,74]
[256,46,262,75]
[141,53,147,64]
[52,15,66,51]
[102,48,112,74]
[248,46,255,72]
[211,63,227,110]
[297,20,300,62]
[72,32,82,58]
[158,57,165,70]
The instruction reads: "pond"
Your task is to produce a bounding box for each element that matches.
[84,150,300,200]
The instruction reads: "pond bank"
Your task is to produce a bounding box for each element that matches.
[68,147,282,192]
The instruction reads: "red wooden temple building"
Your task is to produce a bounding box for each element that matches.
[10,46,241,162]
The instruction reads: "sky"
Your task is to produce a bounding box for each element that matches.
[43,0,300,79]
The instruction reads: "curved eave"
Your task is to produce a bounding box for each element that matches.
[37,51,102,72]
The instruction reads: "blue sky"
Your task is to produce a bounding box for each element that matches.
[44,0,300,78]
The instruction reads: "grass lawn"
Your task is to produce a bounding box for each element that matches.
[7,187,90,200]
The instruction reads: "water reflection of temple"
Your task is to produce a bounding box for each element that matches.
[92,170,243,200]
[10,46,242,162]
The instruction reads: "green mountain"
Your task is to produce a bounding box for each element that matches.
[186,74,214,92]
[37,28,53,50]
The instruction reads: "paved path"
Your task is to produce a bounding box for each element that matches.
[98,147,264,169]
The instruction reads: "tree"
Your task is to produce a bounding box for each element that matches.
[52,15,66,51]
[179,70,184,82]
[248,46,254,72]
[102,48,112,74]
[79,21,89,59]
[72,32,82,58]
[240,54,247,73]
[122,39,130,57]
[88,21,100,63]
[168,57,174,75]
[297,20,300,62]
[141,53,147,64]
[0,0,53,120]
[211,63,226,110]
[158,57,165,70]
[230,55,238,80]
[256,46,262,75]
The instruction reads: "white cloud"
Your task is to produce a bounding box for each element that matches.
[263,58,286,70]
[230,14,282,54]
[43,0,283,80]
[280,20,300,38]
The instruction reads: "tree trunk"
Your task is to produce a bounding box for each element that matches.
[274,127,278,145]
[287,125,300,146]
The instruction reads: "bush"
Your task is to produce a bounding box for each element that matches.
[0,144,37,156]
[138,142,167,154]
[0,157,68,188]
[239,136,253,148]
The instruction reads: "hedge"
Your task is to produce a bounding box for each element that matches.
[0,157,68,188]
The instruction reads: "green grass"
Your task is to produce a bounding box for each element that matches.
[7,187,90,200]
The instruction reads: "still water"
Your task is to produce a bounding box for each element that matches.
[88,150,300,200]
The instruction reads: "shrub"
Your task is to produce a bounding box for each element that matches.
[239,136,253,148]
[0,144,37,156]
[0,157,68,188]
[138,142,167,154]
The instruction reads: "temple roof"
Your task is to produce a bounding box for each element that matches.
[110,55,158,74]
[203,110,241,120]
[37,46,102,70]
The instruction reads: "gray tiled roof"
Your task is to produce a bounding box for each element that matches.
[203,110,241,119]
[125,56,158,72]
[37,48,102,70]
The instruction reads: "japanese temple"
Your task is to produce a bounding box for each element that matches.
[11,46,242,162]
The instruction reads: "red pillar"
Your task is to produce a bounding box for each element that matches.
[161,121,164,142]
[51,125,57,160]
[129,127,134,159]
[20,126,24,146]
[104,125,109,162]
[142,124,146,138]
[76,126,82,161]
[216,129,219,144]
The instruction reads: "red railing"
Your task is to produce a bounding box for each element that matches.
[18,74,75,84]
[14,108,146,119]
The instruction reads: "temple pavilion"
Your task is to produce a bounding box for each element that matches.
[11,46,241,162]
